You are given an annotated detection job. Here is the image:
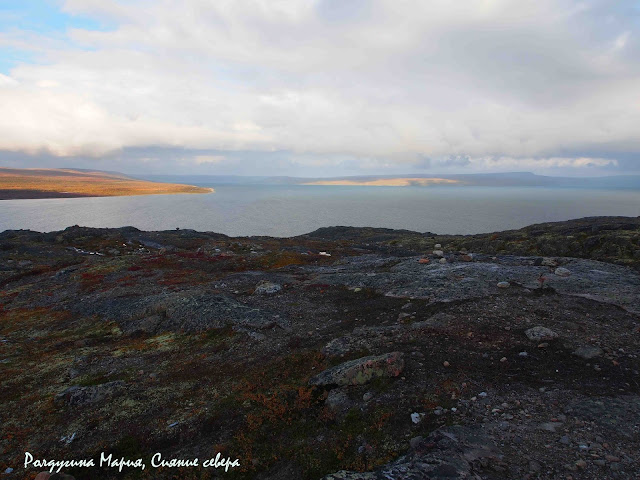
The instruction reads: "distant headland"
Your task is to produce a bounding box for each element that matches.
[302,177,461,187]
[0,168,214,200]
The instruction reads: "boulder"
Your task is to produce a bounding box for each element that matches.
[525,326,558,342]
[254,281,282,295]
[309,352,404,387]
[325,388,353,416]
[555,267,571,277]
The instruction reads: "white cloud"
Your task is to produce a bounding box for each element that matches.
[0,73,18,86]
[0,0,638,173]
[472,157,618,169]
[614,31,631,50]
[193,155,227,165]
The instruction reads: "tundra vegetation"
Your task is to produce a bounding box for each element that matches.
[0,216,639,479]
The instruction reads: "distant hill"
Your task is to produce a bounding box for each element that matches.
[0,168,214,200]
[139,172,640,189]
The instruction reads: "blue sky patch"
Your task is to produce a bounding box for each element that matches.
[0,0,108,73]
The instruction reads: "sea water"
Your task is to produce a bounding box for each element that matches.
[1,185,639,236]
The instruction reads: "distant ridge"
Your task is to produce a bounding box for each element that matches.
[138,172,640,189]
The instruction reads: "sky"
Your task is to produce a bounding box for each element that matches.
[0,0,639,177]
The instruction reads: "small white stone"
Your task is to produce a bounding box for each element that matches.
[411,412,424,424]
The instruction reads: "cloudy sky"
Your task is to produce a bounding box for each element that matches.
[1,0,639,176]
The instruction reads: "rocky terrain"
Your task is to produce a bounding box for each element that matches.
[0,216,639,479]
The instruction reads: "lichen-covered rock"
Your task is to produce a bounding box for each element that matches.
[312,255,640,313]
[321,425,499,480]
[525,326,558,342]
[325,388,353,416]
[555,267,572,277]
[54,381,125,407]
[309,352,404,387]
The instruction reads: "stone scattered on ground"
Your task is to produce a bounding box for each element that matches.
[573,345,604,359]
[525,326,559,342]
[254,281,282,295]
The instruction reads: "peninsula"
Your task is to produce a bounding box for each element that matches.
[0,168,213,200]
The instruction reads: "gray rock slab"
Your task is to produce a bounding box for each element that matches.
[310,255,640,312]
[321,425,499,480]
[72,291,286,333]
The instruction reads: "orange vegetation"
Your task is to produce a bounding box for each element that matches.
[0,168,213,199]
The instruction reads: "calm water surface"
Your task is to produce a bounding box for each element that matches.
[1,186,639,236]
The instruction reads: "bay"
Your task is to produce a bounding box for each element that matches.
[1,185,639,236]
